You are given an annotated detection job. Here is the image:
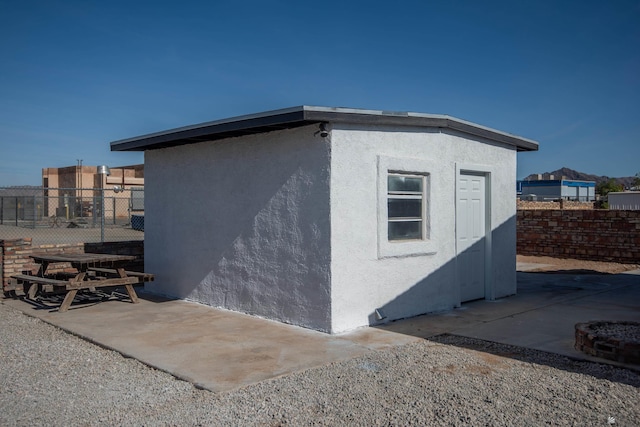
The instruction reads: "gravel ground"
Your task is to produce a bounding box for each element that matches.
[516,255,640,274]
[1,302,639,426]
[585,322,640,343]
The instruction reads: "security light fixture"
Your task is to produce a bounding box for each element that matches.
[315,123,329,138]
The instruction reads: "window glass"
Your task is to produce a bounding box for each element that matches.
[388,176,422,193]
[387,173,426,242]
[388,221,422,240]
[388,198,422,218]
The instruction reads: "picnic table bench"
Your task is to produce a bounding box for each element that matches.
[87,267,155,283]
[10,253,150,312]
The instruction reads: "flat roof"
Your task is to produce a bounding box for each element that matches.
[519,179,596,187]
[110,105,539,152]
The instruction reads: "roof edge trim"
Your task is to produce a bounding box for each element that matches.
[111,105,539,152]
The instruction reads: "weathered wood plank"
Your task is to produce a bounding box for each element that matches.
[87,267,155,282]
[64,276,138,290]
[11,274,70,286]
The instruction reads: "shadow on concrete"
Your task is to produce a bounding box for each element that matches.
[375,269,640,385]
[376,264,640,386]
[16,285,148,312]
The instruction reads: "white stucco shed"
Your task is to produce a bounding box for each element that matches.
[111,106,538,333]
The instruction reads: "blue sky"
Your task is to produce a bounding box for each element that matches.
[1,0,638,186]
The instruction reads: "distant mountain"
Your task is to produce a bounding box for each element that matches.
[524,167,637,188]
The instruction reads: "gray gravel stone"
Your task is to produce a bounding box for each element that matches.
[1,302,638,426]
[586,321,640,343]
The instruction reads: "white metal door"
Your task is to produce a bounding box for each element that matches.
[457,173,486,302]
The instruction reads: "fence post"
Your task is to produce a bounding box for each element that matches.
[92,195,97,228]
[101,189,105,243]
[14,197,18,227]
[32,194,36,229]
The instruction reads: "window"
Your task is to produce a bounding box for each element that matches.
[377,155,436,258]
[387,174,426,241]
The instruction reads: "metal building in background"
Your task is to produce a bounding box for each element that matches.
[517,177,595,202]
[608,192,640,210]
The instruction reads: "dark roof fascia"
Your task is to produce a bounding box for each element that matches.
[303,107,538,152]
[110,107,314,152]
[111,105,539,152]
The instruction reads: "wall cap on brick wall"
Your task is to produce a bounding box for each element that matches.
[517,200,596,210]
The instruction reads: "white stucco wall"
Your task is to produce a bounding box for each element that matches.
[144,120,518,334]
[144,125,333,332]
[329,124,517,333]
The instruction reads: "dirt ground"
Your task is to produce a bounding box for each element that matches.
[517,255,640,274]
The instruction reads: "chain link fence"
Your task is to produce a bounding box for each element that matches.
[0,187,144,245]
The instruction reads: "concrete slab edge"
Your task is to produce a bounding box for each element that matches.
[0,300,211,392]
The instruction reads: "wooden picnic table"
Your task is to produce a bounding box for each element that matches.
[30,253,138,276]
[11,253,150,312]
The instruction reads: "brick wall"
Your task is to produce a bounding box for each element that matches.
[517,210,640,263]
[1,239,144,294]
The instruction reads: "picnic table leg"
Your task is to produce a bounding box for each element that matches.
[59,289,78,312]
[27,283,39,300]
[58,272,86,312]
[36,261,49,277]
[124,284,139,303]
[117,268,139,304]
[24,260,49,299]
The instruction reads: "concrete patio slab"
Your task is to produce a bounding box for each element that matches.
[380,270,640,370]
[1,293,418,392]
[3,268,639,393]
